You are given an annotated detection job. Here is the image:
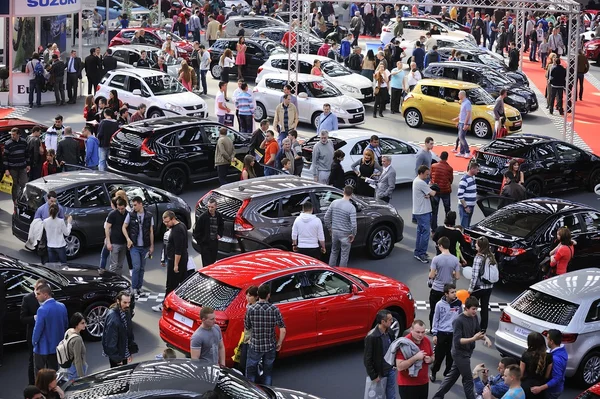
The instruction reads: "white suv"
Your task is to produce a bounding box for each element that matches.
[380,16,475,45]
[95,69,207,119]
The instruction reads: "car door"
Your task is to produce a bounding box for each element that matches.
[439,85,461,127]
[304,269,372,345]
[112,49,130,68]
[262,78,286,114]
[1,269,37,343]
[418,84,443,124]
[379,138,417,183]
[533,143,566,190]
[573,211,600,269]
[266,273,317,353]
[121,76,144,111]
[549,213,584,271]
[142,185,173,231]
[553,142,586,187]
[172,126,209,179]
[200,123,247,175]
[278,191,313,238]
[73,183,112,247]
[296,82,313,124]
[243,42,263,77]
[106,73,130,106]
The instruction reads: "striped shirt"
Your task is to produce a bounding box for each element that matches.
[469,254,494,291]
[235,91,255,116]
[3,138,30,170]
[457,174,477,207]
[324,198,357,236]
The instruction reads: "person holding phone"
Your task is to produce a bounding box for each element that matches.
[473,357,519,397]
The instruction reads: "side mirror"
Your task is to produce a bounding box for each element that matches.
[352,285,359,295]
[298,92,308,99]
[132,89,142,96]
[132,62,138,67]
[444,96,454,102]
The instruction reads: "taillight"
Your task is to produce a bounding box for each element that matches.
[234,199,254,232]
[216,318,229,331]
[542,330,578,343]
[500,311,512,323]
[257,66,263,74]
[463,234,472,243]
[497,246,526,256]
[382,27,390,32]
[404,93,414,100]
[140,137,156,157]
[110,128,121,141]
[96,84,101,92]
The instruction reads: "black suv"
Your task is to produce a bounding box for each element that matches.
[194,176,404,260]
[423,62,538,114]
[208,38,287,80]
[252,27,326,55]
[107,116,251,194]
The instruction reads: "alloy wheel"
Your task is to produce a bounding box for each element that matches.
[372,229,392,256]
[65,234,81,258]
[584,355,600,385]
[405,110,420,127]
[86,305,109,338]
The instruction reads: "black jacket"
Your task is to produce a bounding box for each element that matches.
[0,274,5,319]
[249,128,265,156]
[102,306,135,363]
[329,160,345,189]
[50,61,66,80]
[97,118,120,148]
[193,211,224,245]
[20,292,40,344]
[508,48,519,71]
[364,326,396,381]
[27,135,43,168]
[103,55,118,73]
[57,136,82,166]
[84,54,102,81]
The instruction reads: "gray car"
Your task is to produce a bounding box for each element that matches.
[192,175,404,260]
[12,171,192,259]
[496,268,600,386]
[111,44,180,78]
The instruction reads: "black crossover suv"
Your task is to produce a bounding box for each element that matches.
[107,116,251,194]
[194,176,404,260]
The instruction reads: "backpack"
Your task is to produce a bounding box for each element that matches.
[33,60,45,80]
[56,331,79,368]
[478,255,499,285]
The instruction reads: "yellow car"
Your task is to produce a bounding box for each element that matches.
[401,79,522,139]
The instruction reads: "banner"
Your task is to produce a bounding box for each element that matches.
[15,0,81,17]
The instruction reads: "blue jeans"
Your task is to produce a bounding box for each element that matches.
[29,78,42,106]
[431,193,451,230]
[130,246,148,290]
[414,213,431,257]
[277,130,288,146]
[66,363,88,380]
[459,205,473,228]
[98,147,109,171]
[246,347,277,386]
[100,244,110,269]
[541,52,548,69]
[48,247,67,263]
[529,41,538,60]
[457,123,469,155]
[385,367,397,399]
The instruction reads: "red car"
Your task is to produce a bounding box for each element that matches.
[108,28,192,60]
[585,37,600,63]
[159,249,414,366]
[578,382,600,398]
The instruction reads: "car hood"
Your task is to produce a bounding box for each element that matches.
[482,104,520,118]
[267,386,322,399]
[505,84,535,99]
[159,91,206,106]
[340,266,410,292]
[321,95,363,110]
[327,73,373,89]
[48,263,131,288]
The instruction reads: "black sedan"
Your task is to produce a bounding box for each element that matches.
[252,27,327,55]
[1,254,132,343]
[437,47,529,87]
[474,134,600,197]
[463,198,600,283]
[208,38,288,80]
[62,359,322,399]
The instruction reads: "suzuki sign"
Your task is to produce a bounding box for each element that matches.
[16,0,81,16]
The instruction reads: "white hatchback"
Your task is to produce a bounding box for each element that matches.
[253,73,365,130]
[95,69,207,119]
[256,54,375,102]
[380,16,475,46]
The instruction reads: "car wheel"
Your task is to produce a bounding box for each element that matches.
[82,301,111,341]
[65,232,84,259]
[524,177,544,197]
[404,108,423,128]
[387,311,406,338]
[344,173,357,188]
[311,112,322,131]
[254,102,267,122]
[162,167,187,195]
[367,225,395,259]
[148,109,164,119]
[588,168,600,191]
[211,63,222,80]
[471,119,492,139]
[577,351,600,386]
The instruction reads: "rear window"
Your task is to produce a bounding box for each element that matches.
[114,128,147,145]
[511,289,579,326]
[478,207,549,238]
[480,140,532,158]
[19,185,46,208]
[176,273,241,310]
[200,192,243,219]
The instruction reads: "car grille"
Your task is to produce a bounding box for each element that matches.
[511,289,579,326]
[360,87,373,96]
[347,114,364,124]
[183,104,204,111]
[347,107,365,114]
[198,192,242,219]
[507,116,521,122]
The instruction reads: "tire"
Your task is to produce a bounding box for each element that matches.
[367,225,395,259]
[588,168,600,191]
[471,118,492,139]
[404,108,423,128]
[148,109,164,119]
[65,232,84,259]
[344,173,357,188]
[210,63,222,80]
[82,301,111,341]
[311,112,322,131]
[162,167,187,195]
[388,310,406,338]
[524,177,544,197]
[254,102,267,122]
[576,351,600,387]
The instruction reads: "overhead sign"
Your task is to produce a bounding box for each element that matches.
[15,0,81,16]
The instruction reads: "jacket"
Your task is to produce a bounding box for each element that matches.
[97,119,119,148]
[385,336,423,377]
[214,135,234,166]
[547,345,568,393]
[102,55,117,73]
[317,43,331,57]
[3,137,30,170]
[193,210,224,245]
[127,209,153,248]
[430,160,453,194]
[84,54,102,81]
[424,50,440,68]
[50,60,66,80]
[66,56,83,79]
[329,160,345,189]
[577,54,590,74]
[291,213,325,248]
[26,135,43,168]
[32,298,68,355]
[474,373,509,397]
[374,165,396,200]
[348,53,362,72]
[57,136,82,166]
[432,296,462,335]
[412,47,426,69]
[102,305,135,363]
[64,328,87,378]
[273,103,299,133]
[364,326,396,381]
[26,218,44,250]
[85,135,100,167]
[20,292,40,344]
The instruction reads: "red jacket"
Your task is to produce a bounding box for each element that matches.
[431,160,454,194]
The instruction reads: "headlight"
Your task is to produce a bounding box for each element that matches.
[331,105,344,114]
[340,84,360,94]
[165,103,184,113]
[589,45,598,50]
[407,291,413,301]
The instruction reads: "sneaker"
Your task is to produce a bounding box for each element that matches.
[451,149,458,153]
[455,152,464,157]
[429,370,436,383]
[462,153,472,159]
[151,304,163,312]
[415,255,429,264]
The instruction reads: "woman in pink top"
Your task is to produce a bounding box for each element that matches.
[311,59,323,76]
[236,37,247,80]
[178,60,194,92]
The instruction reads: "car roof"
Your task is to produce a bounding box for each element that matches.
[122,116,213,133]
[490,133,556,146]
[110,44,161,52]
[28,170,130,191]
[269,54,333,62]
[261,72,324,83]
[428,61,493,71]
[227,15,280,21]
[214,175,332,200]
[106,68,167,78]
[493,197,593,220]
[439,47,484,55]
[417,78,479,89]
[530,269,600,303]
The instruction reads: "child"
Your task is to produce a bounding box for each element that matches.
[281,158,291,174]
[539,37,549,69]
[483,365,525,399]
[41,149,62,176]
[430,283,462,383]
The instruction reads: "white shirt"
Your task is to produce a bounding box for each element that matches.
[200,51,211,70]
[215,91,227,116]
[43,217,72,248]
[407,70,422,86]
[220,56,235,68]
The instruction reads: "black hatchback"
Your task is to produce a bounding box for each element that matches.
[208,38,288,80]
[107,116,251,194]
[252,27,326,55]
[474,134,600,197]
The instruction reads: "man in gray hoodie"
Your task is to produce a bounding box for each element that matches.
[311,130,335,184]
[291,202,326,259]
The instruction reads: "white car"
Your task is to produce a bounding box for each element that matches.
[253,73,365,130]
[256,54,374,102]
[111,45,181,78]
[400,36,504,63]
[380,16,475,46]
[301,129,440,186]
[95,69,207,119]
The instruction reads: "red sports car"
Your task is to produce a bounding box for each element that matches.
[585,37,600,63]
[159,249,415,366]
[108,28,192,60]
[578,382,600,398]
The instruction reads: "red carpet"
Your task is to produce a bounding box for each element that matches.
[521,57,600,154]
[0,108,13,119]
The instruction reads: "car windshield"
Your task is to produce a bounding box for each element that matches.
[305,80,342,98]
[479,53,506,68]
[466,87,495,105]
[143,75,186,95]
[155,29,183,42]
[263,41,288,55]
[487,70,514,86]
[478,207,549,238]
[321,61,351,77]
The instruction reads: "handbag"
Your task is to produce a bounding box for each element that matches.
[363,376,386,399]
[374,78,381,95]
[224,113,235,127]
[0,174,13,194]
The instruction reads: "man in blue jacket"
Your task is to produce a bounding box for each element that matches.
[412,41,426,71]
[531,329,568,398]
[32,284,68,375]
[102,291,137,368]
[473,357,519,397]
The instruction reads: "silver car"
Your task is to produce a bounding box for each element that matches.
[112,44,180,78]
[496,269,600,386]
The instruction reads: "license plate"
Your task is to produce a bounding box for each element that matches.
[117,150,129,157]
[20,212,31,220]
[479,166,496,174]
[174,312,194,328]
[514,326,530,337]
[354,114,363,118]
[193,112,204,117]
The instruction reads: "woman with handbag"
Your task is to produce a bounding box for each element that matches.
[467,237,496,332]
[373,63,390,118]
[232,285,259,373]
[63,312,88,380]
[219,49,235,101]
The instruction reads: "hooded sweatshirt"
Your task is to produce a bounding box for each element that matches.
[547,345,568,394]
[424,49,440,68]
[432,296,462,335]
[291,212,325,248]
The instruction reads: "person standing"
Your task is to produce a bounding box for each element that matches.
[288,130,303,177]
[199,45,211,95]
[189,10,202,42]
[390,61,406,114]
[453,90,472,158]
[260,130,279,176]
[215,81,231,125]
[508,42,519,71]
[206,15,220,46]
[350,11,363,47]
[105,197,129,276]
[27,126,44,181]
[162,211,189,296]
[49,54,66,106]
[190,307,226,365]
[25,53,44,108]
[493,89,508,140]
[32,284,68,375]
[84,48,101,95]
[317,104,339,134]
[122,196,154,295]
[364,310,397,399]
[42,204,72,264]
[325,185,357,267]
[413,165,437,263]
[56,127,82,171]
[250,120,268,159]
[102,48,117,73]
[329,150,346,189]
[245,284,286,386]
[431,283,462,383]
[65,50,82,104]
[273,94,299,145]
[81,126,99,170]
[193,197,224,267]
[467,237,495,332]
[393,320,433,399]
[236,37,247,80]
[428,237,461,328]
[310,130,334,184]
[21,279,48,384]
[414,137,434,177]
[215,127,234,186]
[370,156,396,203]
[235,82,255,134]
[291,202,326,259]
[102,291,136,368]
[577,48,589,102]
[549,57,566,116]
[430,151,453,231]
[63,313,88,380]
[97,109,119,171]
[530,330,568,399]
[457,162,479,228]
[4,127,31,203]
[373,63,390,118]
[279,85,298,108]
[351,149,382,197]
